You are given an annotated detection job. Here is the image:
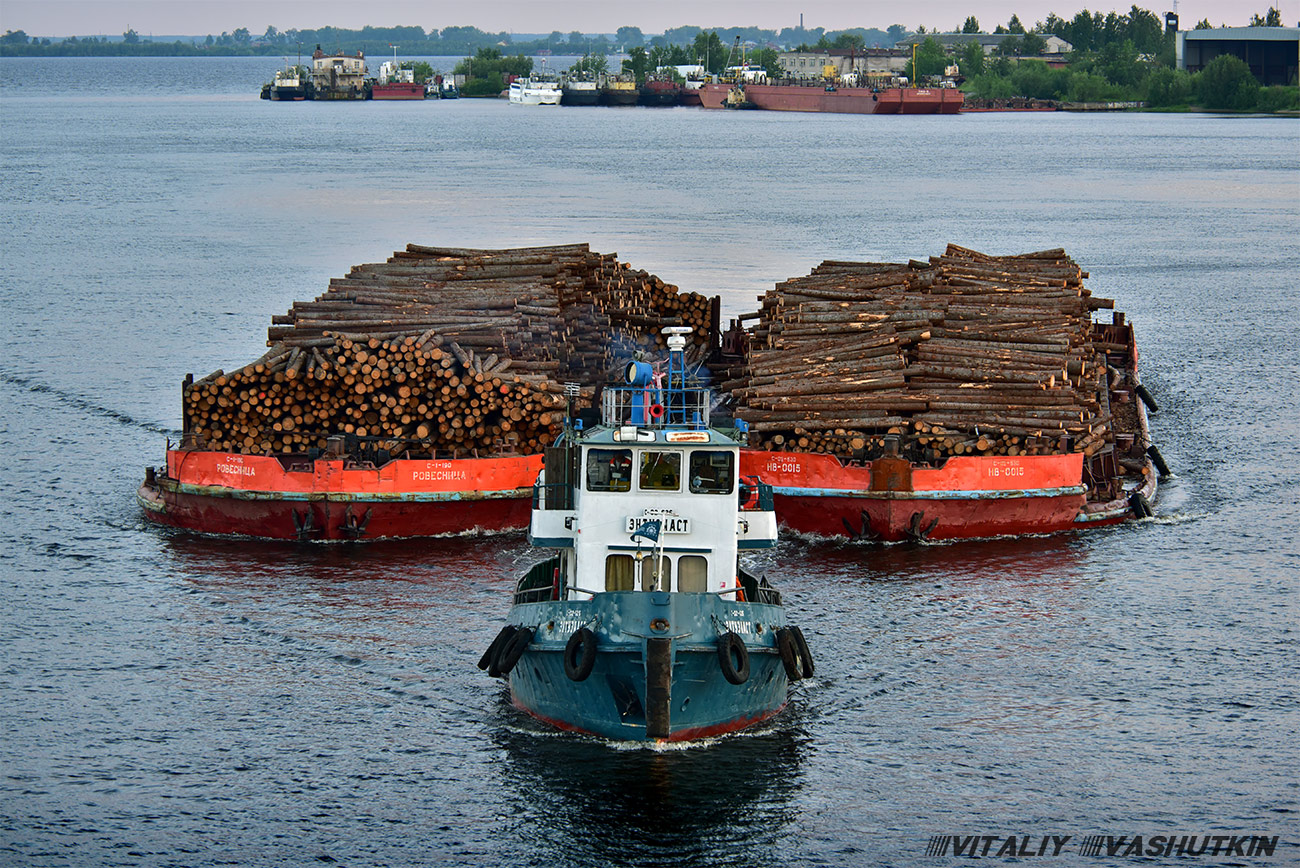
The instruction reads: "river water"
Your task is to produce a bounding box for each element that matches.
[1,56,1297,866]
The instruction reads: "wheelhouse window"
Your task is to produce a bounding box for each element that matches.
[688,450,734,494]
[639,451,681,492]
[586,448,632,492]
[640,555,672,591]
[679,556,708,592]
[605,554,635,591]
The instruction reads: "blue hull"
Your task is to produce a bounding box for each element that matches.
[505,592,789,741]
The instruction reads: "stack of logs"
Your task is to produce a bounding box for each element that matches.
[183,243,715,457]
[721,245,1120,460]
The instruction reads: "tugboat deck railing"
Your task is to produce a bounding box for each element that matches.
[600,385,710,429]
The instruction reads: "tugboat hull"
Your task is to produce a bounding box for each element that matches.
[505,592,789,741]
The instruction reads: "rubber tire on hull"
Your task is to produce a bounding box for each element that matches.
[776,627,804,681]
[718,631,751,685]
[790,625,814,679]
[1148,445,1171,477]
[495,627,533,676]
[563,627,597,682]
[1129,491,1154,519]
[481,625,518,675]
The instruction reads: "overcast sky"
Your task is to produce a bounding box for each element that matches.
[0,0,1282,38]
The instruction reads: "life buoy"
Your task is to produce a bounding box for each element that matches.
[480,624,517,675]
[495,627,533,676]
[776,627,803,680]
[791,625,814,678]
[563,627,597,681]
[717,631,750,685]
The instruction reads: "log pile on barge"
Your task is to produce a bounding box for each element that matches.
[184,243,715,459]
[141,240,1160,543]
[723,245,1118,460]
[723,244,1161,541]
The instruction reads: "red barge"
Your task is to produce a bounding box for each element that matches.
[370,82,424,100]
[726,305,1159,543]
[138,448,541,541]
[740,450,1085,541]
[138,243,1159,544]
[743,82,964,114]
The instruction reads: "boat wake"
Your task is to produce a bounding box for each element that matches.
[0,370,178,437]
[1138,509,1209,527]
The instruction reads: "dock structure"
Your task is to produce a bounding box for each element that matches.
[1177,26,1300,86]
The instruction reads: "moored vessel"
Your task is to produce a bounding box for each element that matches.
[309,46,368,100]
[478,328,812,741]
[698,63,767,109]
[509,73,562,105]
[427,76,459,99]
[742,77,964,115]
[371,57,424,100]
[268,64,309,101]
[641,73,683,106]
[678,65,706,106]
[560,73,600,106]
[698,81,730,109]
[601,74,640,106]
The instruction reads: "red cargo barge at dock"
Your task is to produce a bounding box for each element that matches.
[743,82,964,114]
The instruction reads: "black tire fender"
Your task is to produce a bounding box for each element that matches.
[718,631,750,685]
[1135,384,1158,412]
[480,625,517,674]
[776,627,803,681]
[1129,490,1154,519]
[791,625,814,679]
[495,627,534,677]
[1147,444,1171,477]
[563,627,598,682]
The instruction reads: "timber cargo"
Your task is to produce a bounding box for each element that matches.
[139,242,1160,543]
[139,243,717,541]
[718,244,1161,542]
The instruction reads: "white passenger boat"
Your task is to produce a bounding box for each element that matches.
[509,74,562,106]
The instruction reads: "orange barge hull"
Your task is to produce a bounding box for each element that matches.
[699,83,732,109]
[743,84,964,114]
[138,450,541,541]
[739,450,1086,541]
[371,83,425,100]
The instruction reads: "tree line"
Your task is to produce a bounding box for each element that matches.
[0,23,903,57]
[940,5,1294,111]
[3,6,1294,111]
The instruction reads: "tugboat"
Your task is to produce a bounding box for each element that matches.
[560,72,600,106]
[478,327,813,742]
[268,64,309,101]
